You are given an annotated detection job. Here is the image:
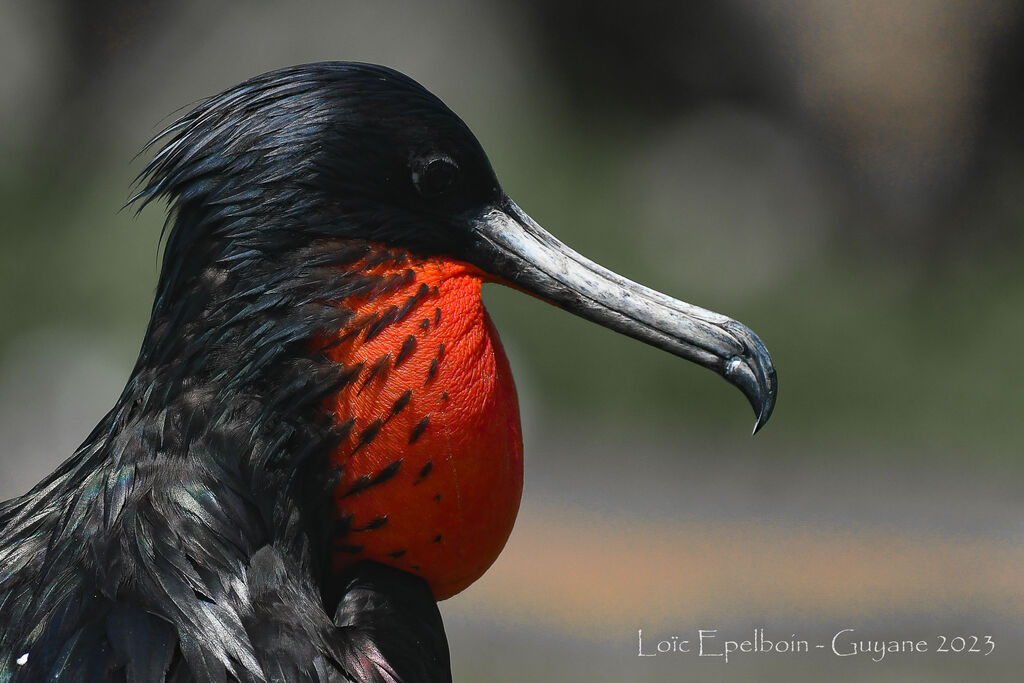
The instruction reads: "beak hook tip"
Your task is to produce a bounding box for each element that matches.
[750,373,777,436]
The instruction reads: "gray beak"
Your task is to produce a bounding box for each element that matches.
[463,196,777,433]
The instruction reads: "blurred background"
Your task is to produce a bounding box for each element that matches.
[1,1,1022,680]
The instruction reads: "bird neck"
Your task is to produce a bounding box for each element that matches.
[117,239,523,599]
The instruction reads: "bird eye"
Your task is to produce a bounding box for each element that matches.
[412,155,459,198]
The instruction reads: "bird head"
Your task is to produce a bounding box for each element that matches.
[135,62,776,431]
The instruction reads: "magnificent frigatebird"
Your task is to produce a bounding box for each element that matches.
[0,63,776,681]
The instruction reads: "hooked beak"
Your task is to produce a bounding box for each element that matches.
[462,196,777,433]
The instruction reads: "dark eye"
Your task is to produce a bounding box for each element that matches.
[412,155,459,198]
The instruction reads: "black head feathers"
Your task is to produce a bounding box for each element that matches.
[134,62,501,262]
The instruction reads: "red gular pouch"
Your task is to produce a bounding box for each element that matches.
[321,250,523,600]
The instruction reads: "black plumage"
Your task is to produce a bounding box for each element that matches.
[0,63,468,683]
[0,59,778,683]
